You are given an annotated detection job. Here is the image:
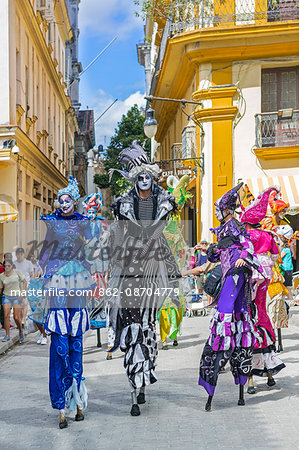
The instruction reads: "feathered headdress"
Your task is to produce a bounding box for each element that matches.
[269,189,289,214]
[108,140,160,182]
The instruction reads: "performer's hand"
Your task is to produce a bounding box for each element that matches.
[235,258,245,268]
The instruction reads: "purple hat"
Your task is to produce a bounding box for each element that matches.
[215,182,244,211]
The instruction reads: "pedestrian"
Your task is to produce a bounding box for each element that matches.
[0,259,27,343]
[38,175,95,429]
[28,254,42,278]
[240,187,285,394]
[198,182,263,411]
[276,225,294,303]
[27,254,47,345]
[106,140,181,416]
[14,248,34,328]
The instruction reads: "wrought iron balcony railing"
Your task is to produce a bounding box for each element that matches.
[255,110,299,148]
[169,0,299,34]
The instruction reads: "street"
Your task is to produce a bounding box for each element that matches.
[0,312,299,450]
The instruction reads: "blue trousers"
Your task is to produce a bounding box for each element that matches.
[49,333,83,410]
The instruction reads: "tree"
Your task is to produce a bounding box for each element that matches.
[94,104,150,197]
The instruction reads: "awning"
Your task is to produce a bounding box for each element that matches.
[0,195,18,223]
[245,175,299,215]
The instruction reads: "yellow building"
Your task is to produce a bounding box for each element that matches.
[139,0,299,245]
[0,0,78,255]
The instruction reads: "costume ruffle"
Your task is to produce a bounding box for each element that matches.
[65,378,88,411]
[44,268,95,292]
[252,346,286,377]
[45,308,89,336]
[208,311,257,352]
[120,323,158,389]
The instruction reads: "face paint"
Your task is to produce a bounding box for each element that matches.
[59,194,75,215]
[87,208,97,220]
[137,172,152,191]
[215,204,223,222]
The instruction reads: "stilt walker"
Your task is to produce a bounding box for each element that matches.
[159,175,192,349]
[106,141,181,416]
[39,176,95,429]
[198,183,263,411]
[82,193,114,356]
[240,187,286,393]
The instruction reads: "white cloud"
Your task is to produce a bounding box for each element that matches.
[87,89,145,146]
[79,0,143,39]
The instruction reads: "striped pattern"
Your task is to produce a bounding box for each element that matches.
[0,196,18,223]
[45,308,89,336]
[245,175,299,214]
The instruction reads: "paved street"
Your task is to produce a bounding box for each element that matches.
[0,312,299,450]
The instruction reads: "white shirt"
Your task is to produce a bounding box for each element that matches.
[14,259,34,283]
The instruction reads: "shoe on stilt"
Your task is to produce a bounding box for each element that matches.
[247,386,256,394]
[137,393,146,404]
[75,408,84,422]
[267,378,276,387]
[238,398,245,406]
[130,404,140,416]
[59,412,68,429]
[205,395,213,412]
[173,339,178,347]
[106,353,112,360]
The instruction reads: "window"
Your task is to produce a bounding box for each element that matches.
[262,66,299,112]
[33,206,41,244]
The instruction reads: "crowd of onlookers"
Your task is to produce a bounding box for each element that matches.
[0,248,46,345]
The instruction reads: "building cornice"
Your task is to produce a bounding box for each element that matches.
[254,145,299,160]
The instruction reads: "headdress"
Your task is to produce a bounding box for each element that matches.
[276,224,293,240]
[82,193,103,214]
[269,189,289,214]
[215,182,244,211]
[57,175,80,201]
[109,140,160,182]
[240,186,280,224]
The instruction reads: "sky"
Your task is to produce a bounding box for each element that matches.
[78,0,146,148]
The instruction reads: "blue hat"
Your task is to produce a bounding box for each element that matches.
[57,175,80,201]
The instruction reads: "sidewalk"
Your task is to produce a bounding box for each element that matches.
[0,313,299,449]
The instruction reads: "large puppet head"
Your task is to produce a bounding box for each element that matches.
[240,186,280,224]
[82,193,103,219]
[269,189,289,218]
[214,182,244,222]
[55,175,80,214]
[109,140,160,188]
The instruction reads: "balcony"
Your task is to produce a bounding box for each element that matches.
[255,110,299,148]
[169,0,299,35]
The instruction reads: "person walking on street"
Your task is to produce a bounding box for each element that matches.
[14,248,34,328]
[0,259,27,343]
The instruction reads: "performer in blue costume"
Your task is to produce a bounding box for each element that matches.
[39,175,95,429]
[82,193,114,355]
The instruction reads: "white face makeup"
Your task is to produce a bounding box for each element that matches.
[59,194,75,215]
[137,172,152,191]
[215,204,224,222]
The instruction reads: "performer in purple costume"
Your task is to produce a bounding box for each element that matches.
[198,183,263,411]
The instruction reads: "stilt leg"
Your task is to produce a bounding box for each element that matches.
[59,409,68,429]
[238,385,245,406]
[137,386,146,404]
[96,329,102,348]
[247,376,256,394]
[267,373,276,387]
[130,389,140,416]
[205,395,213,412]
[277,328,283,352]
[75,405,84,422]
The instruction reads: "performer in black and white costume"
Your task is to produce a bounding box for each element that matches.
[106,141,181,416]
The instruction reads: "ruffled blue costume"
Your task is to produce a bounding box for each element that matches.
[38,209,95,411]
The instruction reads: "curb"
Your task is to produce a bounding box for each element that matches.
[0,328,37,355]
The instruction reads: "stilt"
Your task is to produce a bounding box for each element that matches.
[137,386,146,404]
[247,375,256,394]
[238,385,245,406]
[205,395,213,412]
[130,389,140,416]
[75,405,84,422]
[59,410,68,429]
[96,328,102,348]
[267,374,276,387]
[277,328,283,352]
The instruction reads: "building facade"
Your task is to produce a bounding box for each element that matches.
[138,1,299,244]
[0,0,76,254]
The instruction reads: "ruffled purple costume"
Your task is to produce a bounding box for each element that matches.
[198,217,263,396]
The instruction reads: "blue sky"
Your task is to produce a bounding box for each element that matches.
[78,0,146,147]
